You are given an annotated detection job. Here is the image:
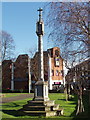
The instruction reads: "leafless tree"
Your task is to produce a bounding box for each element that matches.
[45,2,89,67]
[44,2,90,115]
[28,47,37,58]
[0,31,15,61]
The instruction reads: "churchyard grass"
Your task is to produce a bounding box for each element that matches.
[1,93,89,119]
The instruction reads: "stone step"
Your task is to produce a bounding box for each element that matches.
[22,109,63,117]
[23,105,51,111]
[57,109,64,116]
[27,100,55,106]
[34,97,49,101]
[27,100,45,106]
[20,106,63,117]
[51,104,60,110]
[45,100,55,106]
[23,110,57,117]
[23,104,60,111]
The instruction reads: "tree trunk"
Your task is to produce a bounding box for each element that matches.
[76,93,84,115]
[65,83,70,101]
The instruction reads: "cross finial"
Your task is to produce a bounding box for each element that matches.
[37,8,43,22]
[38,8,43,11]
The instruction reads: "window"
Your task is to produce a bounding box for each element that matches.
[82,72,84,76]
[60,70,63,76]
[56,70,59,76]
[85,65,88,70]
[52,70,54,76]
[82,66,84,70]
[55,57,60,67]
[55,50,59,56]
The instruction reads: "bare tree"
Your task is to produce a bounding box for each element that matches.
[0,31,15,61]
[44,2,90,115]
[45,2,89,67]
[28,47,37,58]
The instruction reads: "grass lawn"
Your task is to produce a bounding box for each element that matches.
[1,93,89,119]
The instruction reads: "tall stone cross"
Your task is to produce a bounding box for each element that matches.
[20,9,63,117]
[34,8,49,101]
[36,8,44,81]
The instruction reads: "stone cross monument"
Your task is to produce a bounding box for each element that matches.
[34,8,49,101]
[20,9,63,116]
[36,8,44,81]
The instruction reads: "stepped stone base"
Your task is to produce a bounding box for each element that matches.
[19,100,63,117]
[19,81,63,117]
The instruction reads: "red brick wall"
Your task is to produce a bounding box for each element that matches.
[2,48,64,90]
[2,55,29,90]
[14,54,29,90]
[31,47,64,83]
[2,60,12,89]
[14,81,28,90]
[49,47,63,81]
[14,54,28,79]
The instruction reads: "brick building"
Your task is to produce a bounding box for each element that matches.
[2,55,29,90]
[48,47,64,90]
[2,60,12,90]
[31,47,64,90]
[65,58,90,89]
[2,47,64,91]
[14,54,29,90]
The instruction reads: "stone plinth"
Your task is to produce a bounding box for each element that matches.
[19,99,63,117]
[19,81,64,117]
[34,81,49,101]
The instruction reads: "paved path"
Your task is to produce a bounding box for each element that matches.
[2,93,34,103]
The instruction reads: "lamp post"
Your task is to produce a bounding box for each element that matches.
[28,56,31,93]
[11,62,14,91]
